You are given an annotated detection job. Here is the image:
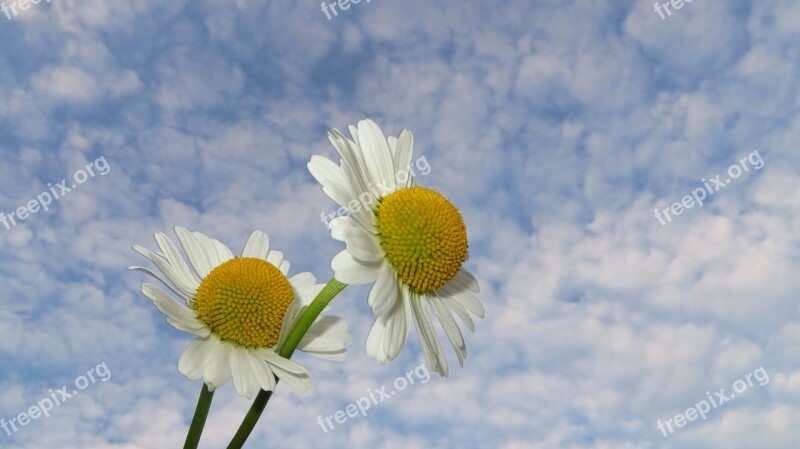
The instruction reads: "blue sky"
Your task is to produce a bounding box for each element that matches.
[0,0,798,447]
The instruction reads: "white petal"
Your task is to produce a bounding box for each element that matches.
[141,284,207,336]
[452,269,481,293]
[365,317,387,363]
[258,349,309,374]
[261,350,312,393]
[247,352,277,392]
[387,135,398,154]
[299,316,352,354]
[322,185,381,235]
[279,260,290,275]
[155,233,201,288]
[331,250,382,284]
[310,154,372,223]
[321,179,358,209]
[446,287,486,319]
[321,127,381,231]
[330,128,371,195]
[308,155,349,189]
[266,250,284,269]
[178,337,218,380]
[231,349,260,399]
[348,124,361,149]
[175,227,214,278]
[393,129,414,189]
[278,304,307,348]
[300,350,347,361]
[368,263,398,316]
[289,275,325,313]
[193,231,229,268]
[357,119,396,190]
[289,272,316,289]
[344,127,377,201]
[328,129,358,168]
[381,291,409,363]
[365,288,408,365]
[150,255,198,297]
[410,297,448,377]
[343,227,384,262]
[271,368,312,393]
[429,295,466,366]
[132,246,197,296]
[443,296,475,332]
[242,230,270,259]
[128,266,193,303]
[293,284,325,307]
[329,216,359,241]
[340,161,383,224]
[204,341,233,391]
[213,239,234,264]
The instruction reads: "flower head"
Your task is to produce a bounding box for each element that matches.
[130,228,352,398]
[308,119,485,376]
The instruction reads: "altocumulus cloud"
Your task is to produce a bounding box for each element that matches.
[0,1,798,448]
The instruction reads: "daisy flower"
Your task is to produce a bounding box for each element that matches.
[130,227,352,399]
[308,119,485,376]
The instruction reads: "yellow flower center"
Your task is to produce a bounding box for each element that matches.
[377,186,468,293]
[195,257,294,348]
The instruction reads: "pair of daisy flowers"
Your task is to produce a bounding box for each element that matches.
[131,119,486,402]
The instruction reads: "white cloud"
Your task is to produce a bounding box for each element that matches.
[1,0,798,448]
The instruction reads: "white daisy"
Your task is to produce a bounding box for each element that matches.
[130,227,352,399]
[308,119,485,376]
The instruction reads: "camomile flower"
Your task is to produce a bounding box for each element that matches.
[130,227,352,399]
[308,119,485,376]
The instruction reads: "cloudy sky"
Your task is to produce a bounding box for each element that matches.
[0,0,798,448]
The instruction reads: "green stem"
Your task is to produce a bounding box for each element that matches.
[278,278,348,358]
[226,278,348,449]
[183,383,214,449]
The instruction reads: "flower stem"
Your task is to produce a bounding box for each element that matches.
[279,278,348,358]
[183,383,214,449]
[226,278,348,449]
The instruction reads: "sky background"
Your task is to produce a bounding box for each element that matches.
[0,0,798,448]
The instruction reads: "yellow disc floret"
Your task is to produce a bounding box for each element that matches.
[195,257,294,348]
[377,186,468,293]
